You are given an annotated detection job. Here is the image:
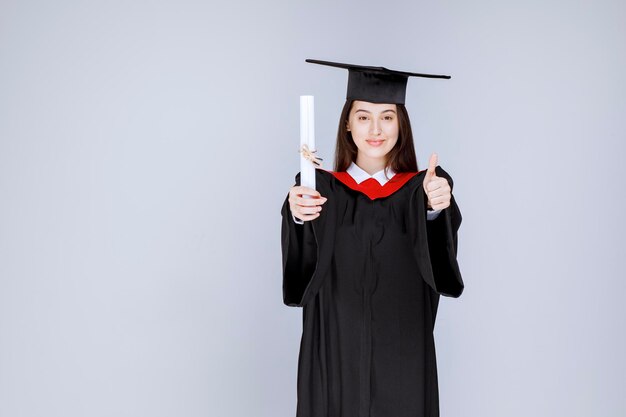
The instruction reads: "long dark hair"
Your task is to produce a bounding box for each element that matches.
[333,99,419,175]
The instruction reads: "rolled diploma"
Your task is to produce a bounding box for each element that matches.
[300,95,316,193]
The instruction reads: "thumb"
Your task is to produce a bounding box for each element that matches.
[423,153,438,193]
[425,153,438,179]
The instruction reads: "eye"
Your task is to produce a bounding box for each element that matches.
[384,115,394,120]
[358,116,368,121]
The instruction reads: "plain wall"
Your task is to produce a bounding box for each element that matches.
[1,0,625,416]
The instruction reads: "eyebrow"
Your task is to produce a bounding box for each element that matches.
[354,109,396,114]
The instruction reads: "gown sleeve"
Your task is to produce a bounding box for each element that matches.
[408,165,464,298]
[280,170,336,307]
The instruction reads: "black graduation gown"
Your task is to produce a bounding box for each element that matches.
[280,165,464,417]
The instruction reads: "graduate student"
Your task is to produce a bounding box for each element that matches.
[280,58,464,417]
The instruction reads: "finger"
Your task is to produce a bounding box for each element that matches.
[298,205,323,215]
[429,177,451,192]
[427,153,438,176]
[296,186,321,197]
[422,153,438,190]
[426,182,439,193]
[426,178,448,192]
[431,201,450,211]
[290,193,325,205]
[427,186,451,198]
[290,187,319,199]
[428,194,451,206]
[428,190,450,201]
[295,205,323,216]
[296,196,327,206]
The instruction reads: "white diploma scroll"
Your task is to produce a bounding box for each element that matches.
[299,95,316,192]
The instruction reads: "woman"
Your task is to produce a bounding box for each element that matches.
[280,59,464,417]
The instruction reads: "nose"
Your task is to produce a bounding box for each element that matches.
[370,120,382,135]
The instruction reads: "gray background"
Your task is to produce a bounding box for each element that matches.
[1,0,625,416]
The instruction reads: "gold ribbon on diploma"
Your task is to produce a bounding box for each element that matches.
[299,144,324,168]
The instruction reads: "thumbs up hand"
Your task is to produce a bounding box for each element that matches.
[422,153,451,210]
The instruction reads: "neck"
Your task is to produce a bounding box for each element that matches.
[355,154,387,175]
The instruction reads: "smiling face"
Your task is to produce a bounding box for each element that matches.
[346,100,399,170]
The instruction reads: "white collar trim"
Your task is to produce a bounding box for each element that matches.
[347,161,396,186]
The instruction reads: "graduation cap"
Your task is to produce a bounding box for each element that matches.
[305,58,451,105]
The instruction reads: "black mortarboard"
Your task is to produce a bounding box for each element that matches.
[305,58,451,105]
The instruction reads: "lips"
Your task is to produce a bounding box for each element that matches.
[366,139,385,147]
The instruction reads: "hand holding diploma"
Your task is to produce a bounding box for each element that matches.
[289,186,328,222]
[423,153,451,211]
[291,95,326,222]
